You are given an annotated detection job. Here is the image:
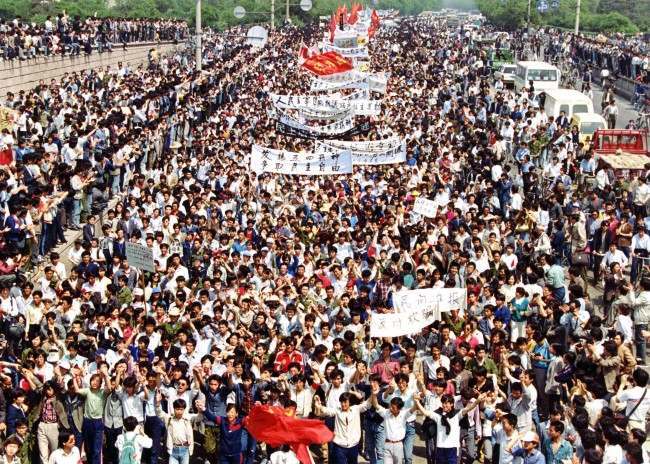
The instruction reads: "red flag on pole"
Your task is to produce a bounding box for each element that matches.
[244,405,333,464]
[348,3,362,25]
[368,9,380,38]
[329,13,337,43]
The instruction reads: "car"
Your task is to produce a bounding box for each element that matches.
[494,64,517,88]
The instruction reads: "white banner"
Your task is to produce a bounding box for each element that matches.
[279,111,355,136]
[311,71,389,93]
[315,139,406,165]
[370,288,467,337]
[126,242,155,273]
[298,107,352,121]
[320,136,403,153]
[270,93,381,117]
[250,145,352,176]
[413,197,439,218]
[321,42,369,58]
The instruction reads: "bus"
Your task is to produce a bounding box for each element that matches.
[513,61,561,92]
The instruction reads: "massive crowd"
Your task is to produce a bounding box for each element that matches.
[0,16,187,60]
[0,10,649,464]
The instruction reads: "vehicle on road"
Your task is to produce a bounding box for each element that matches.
[494,64,517,89]
[513,61,561,92]
[570,113,607,144]
[544,88,594,119]
[592,129,650,179]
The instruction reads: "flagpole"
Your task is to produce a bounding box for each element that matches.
[271,0,275,29]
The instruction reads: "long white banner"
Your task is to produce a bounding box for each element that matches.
[320,136,403,153]
[369,288,467,337]
[270,93,381,117]
[279,111,355,136]
[251,145,352,176]
[321,42,369,58]
[315,139,405,165]
[311,71,389,93]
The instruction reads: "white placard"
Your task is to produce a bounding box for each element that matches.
[250,145,352,176]
[315,140,406,165]
[369,288,467,337]
[320,136,403,152]
[270,93,381,117]
[412,197,438,218]
[321,42,369,58]
[125,242,155,273]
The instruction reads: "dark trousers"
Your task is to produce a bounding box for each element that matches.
[104,425,122,464]
[435,447,457,464]
[218,455,242,464]
[331,443,358,464]
[144,415,165,464]
[242,428,256,464]
[82,417,104,464]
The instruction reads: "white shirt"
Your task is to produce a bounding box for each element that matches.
[377,407,410,441]
[118,390,146,422]
[618,386,650,423]
[48,447,81,464]
[422,408,464,448]
[320,400,371,448]
[115,431,153,463]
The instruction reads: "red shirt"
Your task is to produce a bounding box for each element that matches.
[274,350,304,373]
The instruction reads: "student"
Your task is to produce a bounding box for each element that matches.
[0,437,21,464]
[414,392,486,464]
[314,391,372,464]
[155,396,202,464]
[195,402,245,464]
[47,432,81,464]
[370,385,417,464]
[115,416,153,464]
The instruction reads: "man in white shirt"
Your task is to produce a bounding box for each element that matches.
[314,391,371,463]
[631,227,650,282]
[613,368,650,431]
[601,242,629,271]
[370,385,417,464]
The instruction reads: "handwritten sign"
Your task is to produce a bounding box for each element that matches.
[370,288,467,337]
[126,242,155,273]
[250,145,352,176]
[413,197,438,218]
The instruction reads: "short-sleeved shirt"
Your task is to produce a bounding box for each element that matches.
[77,387,109,419]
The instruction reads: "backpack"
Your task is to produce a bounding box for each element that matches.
[119,435,137,464]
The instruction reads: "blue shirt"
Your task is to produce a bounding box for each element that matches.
[513,448,547,464]
[543,438,573,464]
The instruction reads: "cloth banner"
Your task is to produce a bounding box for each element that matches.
[319,136,403,153]
[315,139,405,165]
[321,42,369,58]
[298,106,352,121]
[275,120,371,140]
[311,71,389,93]
[370,288,467,337]
[412,197,438,218]
[270,93,381,117]
[251,145,352,175]
[302,51,354,76]
[279,111,355,136]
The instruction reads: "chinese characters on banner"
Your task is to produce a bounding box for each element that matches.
[279,111,355,136]
[270,93,382,117]
[315,139,406,165]
[310,71,389,93]
[250,145,353,175]
[275,120,371,140]
[369,288,467,338]
[412,197,439,218]
[321,42,370,58]
[125,242,155,272]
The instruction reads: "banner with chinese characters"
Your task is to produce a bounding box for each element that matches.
[412,197,439,218]
[369,288,467,337]
[315,139,405,165]
[275,120,372,140]
[279,111,355,136]
[250,145,352,176]
[321,42,369,58]
[270,93,382,117]
[311,71,389,93]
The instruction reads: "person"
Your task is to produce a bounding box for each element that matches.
[0,437,22,464]
[47,432,81,464]
[414,392,485,464]
[115,416,153,464]
[612,368,650,431]
[198,404,246,464]
[369,384,417,464]
[314,392,371,464]
[73,368,111,464]
[542,421,573,464]
[512,431,545,464]
[154,395,201,464]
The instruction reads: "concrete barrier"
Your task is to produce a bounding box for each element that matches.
[0,41,185,97]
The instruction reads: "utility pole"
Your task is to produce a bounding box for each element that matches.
[195,0,202,71]
[574,0,581,34]
[286,0,290,23]
[526,0,532,31]
[271,0,276,29]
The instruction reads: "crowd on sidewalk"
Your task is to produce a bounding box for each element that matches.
[0,11,647,464]
[0,16,187,60]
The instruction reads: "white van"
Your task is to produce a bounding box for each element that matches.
[513,61,561,91]
[543,89,594,119]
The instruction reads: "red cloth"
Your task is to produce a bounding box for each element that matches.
[369,10,380,38]
[301,52,353,76]
[244,405,333,464]
[348,3,362,25]
[0,148,13,165]
[329,14,337,43]
[273,350,304,373]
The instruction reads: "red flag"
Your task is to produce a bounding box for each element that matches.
[348,3,362,24]
[244,405,333,464]
[301,51,353,76]
[368,9,380,38]
[329,13,337,43]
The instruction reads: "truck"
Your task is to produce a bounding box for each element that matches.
[592,129,650,179]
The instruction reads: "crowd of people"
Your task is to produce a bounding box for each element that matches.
[0,16,187,60]
[0,9,649,464]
